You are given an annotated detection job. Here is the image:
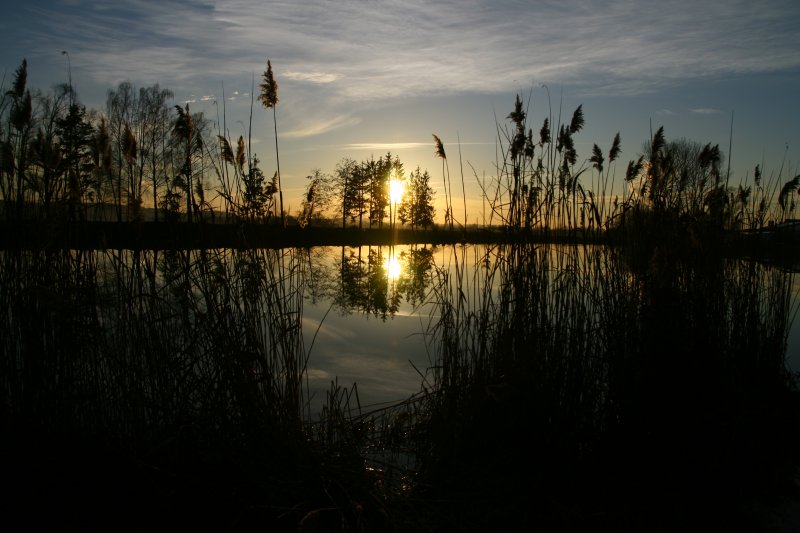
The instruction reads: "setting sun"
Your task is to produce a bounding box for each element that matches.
[389,179,405,205]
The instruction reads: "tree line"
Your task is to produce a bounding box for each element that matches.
[8,54,781,236]
[0,58,436,230]
[302,153,435,230]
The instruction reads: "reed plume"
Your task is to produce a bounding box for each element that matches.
[777,174,800,214]
[259,59,284,226]
[609,132,621,163]
[433,134,446,159]
[433,134,453,230]
[590,144,604,174]
[569,104,584,134]
[257,60,279,109]
[236,135,246,174]
[218,135,234,166]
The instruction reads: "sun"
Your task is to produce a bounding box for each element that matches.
[389,179,404,205]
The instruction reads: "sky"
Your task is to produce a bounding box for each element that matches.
[2,0,799,223]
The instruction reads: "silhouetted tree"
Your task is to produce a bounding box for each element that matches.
[90,117,113,218]
[398,166,436,229]
[367,154,394,228]
[56,101,96,220]
[28,84,69,217]
[241,155,276,222]
[298,169,333,228]
[631,132,730,222]
[334,157,368,228]
[137,84,174,221]
[106,82,135,221]
[172,104,205,222]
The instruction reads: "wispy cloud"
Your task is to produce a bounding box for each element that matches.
[283,115,362,138]
[283,71,339,84]
[689,108,724,115]
[15,0,800,100]
[4,0,799,142]
[346,142,431,151]
[344,141,493,151]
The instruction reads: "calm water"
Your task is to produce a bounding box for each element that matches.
[787,275,800,371]
[1,243,796,418]
[301,244,800,413]
[3,242,796,530]
[302,245,440,412]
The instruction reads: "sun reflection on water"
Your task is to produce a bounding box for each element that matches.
[385,251,402,280]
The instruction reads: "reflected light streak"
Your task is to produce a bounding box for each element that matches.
[385,252,402,280]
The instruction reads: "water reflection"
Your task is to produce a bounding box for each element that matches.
[409,242,800,530]
[306,245,436,321]
[2,242,798,529]
[384,248,402,280]
[299,245,437,410]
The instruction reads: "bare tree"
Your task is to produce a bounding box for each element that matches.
[137,84,174,221]
[106,82,135,221]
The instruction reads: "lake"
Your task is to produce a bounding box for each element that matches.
[2,241,798,530]
[302,243,800,412]
[3,241,796,424]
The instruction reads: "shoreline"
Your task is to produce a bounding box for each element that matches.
[0,220,610,250]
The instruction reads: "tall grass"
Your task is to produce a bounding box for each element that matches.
[0,239,796,529]
[401,236,799,530]
[2,60,794,239]
[258,59,283,227]
[354,94,800,530]
[485,91,793,242]
[2,68,798,530]
[0,245,327,527]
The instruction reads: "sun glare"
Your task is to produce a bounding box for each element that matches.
[389,179,404,205]
[384,253,402,280]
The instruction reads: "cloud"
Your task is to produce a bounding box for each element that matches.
[302,316,357,343]
[345,142,431,151]
[689,108,724,115]
[656,109,675,116]
[283,115,362,138]
[305,368,333,381]
[7,0,800,111]
[283,71,340,84]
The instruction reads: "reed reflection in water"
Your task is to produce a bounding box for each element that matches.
[0,241,797,530]
[0,246,314,528]
[300,245,437,412]
[412,241,799,530]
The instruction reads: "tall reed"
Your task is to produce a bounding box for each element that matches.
[0,245,318,527]
[258,59,283,227]
[404,237,799,530]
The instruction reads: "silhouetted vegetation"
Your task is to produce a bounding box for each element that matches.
[1,58,798,531]
[400,242,799,531]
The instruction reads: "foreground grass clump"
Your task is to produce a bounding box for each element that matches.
[405,241,799,531]
[1,79,798,531]
[0,247,406,530]
[0,238,797,531]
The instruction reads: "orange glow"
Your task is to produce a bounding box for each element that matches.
[389,179,404,205]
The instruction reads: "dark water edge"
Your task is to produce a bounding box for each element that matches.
[0,221,610,250]
[1,242,799,531]
[2,220,797,266]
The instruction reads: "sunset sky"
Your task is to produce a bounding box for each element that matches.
[2,0,798,222]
